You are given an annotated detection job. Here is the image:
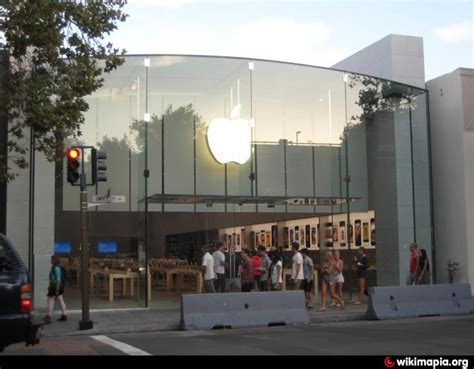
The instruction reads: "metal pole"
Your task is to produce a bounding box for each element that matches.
[345,166,352,302]
[408,98,416,243]
[79,172,93,330]
[232,247,236,291]
[230,244,233,292]
[28,127,35,299]
[343,79,353,302]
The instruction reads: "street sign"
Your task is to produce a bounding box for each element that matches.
[92,195,126,203]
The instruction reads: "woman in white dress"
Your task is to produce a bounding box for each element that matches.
[330,250,344,307]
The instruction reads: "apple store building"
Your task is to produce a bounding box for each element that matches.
[55,55,433,308]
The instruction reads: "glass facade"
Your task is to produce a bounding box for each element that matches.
[56,56,432,308]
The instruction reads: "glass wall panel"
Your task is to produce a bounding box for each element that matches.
[343,74,431,285]
[55,55,433,308]
[255,142,286,213]
[192,57,251,212]
[143,93,163,213]
[252,61,345,213]
[62,56,146,213]
[58,56,147,309]
[411,92,433,278]
[146,57,191,212]
[162,95,195,212]
[286,145,315,214]
[252,62,345,145]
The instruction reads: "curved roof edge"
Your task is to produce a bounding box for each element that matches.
[122,53,428,93]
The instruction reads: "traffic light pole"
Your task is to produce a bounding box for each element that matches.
[66,145,106,330]
[79,174,93,330]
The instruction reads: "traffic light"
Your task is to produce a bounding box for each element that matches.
[66,147,81,185]
[92,149,107,184]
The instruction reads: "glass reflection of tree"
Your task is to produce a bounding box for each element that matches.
[130,104,206,153]
[346,74,418,130]
[97,135,131,155]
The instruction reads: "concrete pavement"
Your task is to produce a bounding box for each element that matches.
[3,314,474,355]
[35,300,367,337]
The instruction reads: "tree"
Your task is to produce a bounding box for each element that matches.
[130,104,206,153]
[347,74,418,126]
[0,0,128,182]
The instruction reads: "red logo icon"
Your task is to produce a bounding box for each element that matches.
[384,357,395,368]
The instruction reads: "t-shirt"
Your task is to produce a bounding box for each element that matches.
[252,255,262,277]
[49,265,62,286]
[202,252,216,280]
[409,250,420,274]
[292,252,304,280]
[259,254,271,281]
[212,250,225,275]
[240,255,254,284]
[357,255,369,271]
[303,257,314,280]
[271,260,283,284]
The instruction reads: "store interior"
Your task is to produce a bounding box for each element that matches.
[55,207,377,310]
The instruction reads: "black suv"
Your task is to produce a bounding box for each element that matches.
[0,233,43,352]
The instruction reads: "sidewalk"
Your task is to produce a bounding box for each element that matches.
[34,300,368,337]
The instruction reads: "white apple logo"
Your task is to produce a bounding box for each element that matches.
[207,104,252,165]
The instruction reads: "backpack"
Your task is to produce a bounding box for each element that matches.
[59,266,69,287]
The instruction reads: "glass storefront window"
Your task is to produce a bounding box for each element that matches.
[55,55,432,308]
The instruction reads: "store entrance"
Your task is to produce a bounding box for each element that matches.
[158,211,376,298]
[143,194,376,305]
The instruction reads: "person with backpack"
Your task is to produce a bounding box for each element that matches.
[44,255,67,323]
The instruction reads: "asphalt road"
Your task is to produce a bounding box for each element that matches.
[2,314,474,356]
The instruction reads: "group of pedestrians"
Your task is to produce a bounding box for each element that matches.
[202,243,286,293]
[43,241,430,322]
[406,242,431,285]
[202,240,432,313]
[201,241,367,311]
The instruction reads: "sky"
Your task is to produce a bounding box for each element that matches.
[108,0,474,81]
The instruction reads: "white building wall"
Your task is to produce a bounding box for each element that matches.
[6,138,55,309]
[333,34,425,89]
[33,153,55,309]
[6,154,30,265]
[427,68,474,292]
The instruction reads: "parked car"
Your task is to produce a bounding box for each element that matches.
[0,233,43,352]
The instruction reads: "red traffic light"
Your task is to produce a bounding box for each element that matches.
[66,147,81,184]
[67,148,80,160]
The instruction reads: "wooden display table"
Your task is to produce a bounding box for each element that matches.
[88,267,139,302]
[108,270,139,302]
[176,269,203,294]
[149,266,203,294]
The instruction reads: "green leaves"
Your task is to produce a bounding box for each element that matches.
[0,0,127,182]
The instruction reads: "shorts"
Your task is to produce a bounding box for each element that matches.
[357,270,368,279]
[47,286,64,297]
[322,272,334,285]
[334,272,344,283]
[302,279,313,293]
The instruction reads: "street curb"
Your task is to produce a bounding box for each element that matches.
[42,313,370,337]
[309,313,367,324]
[43,323,181,337]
